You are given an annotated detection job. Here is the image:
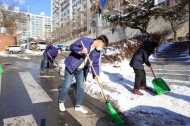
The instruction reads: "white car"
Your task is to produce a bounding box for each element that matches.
[8,45,22,54]
[20,44,27,49]
[37,42,46,51]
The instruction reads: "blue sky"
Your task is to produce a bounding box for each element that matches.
[18,0,51,16]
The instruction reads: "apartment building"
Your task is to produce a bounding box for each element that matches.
[17,12,29,42]
[51,0,185,43]
[30,12,52,41]
[51,0,129,43]
[51,0,94,43]
[17,11,52,43]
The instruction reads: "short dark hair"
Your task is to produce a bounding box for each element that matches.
[151,41,159,53]
[151,41,159,49]
[96,35,109,46]
[58,48,62,51]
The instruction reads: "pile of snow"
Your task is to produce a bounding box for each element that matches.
[57,56,190,125]
[0,50,43,59]
[24,50,44,55]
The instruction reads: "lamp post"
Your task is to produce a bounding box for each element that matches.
[95,1,102,37]
[27,0,30,49]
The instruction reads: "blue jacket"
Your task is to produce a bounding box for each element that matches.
[44,44,58,60]
[129,39,152,70]
[65,37,101,79]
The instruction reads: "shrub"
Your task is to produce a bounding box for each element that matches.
[102,39,141,64]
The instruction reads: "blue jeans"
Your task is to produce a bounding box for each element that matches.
[40,54,53,70]
[59,67,84,106]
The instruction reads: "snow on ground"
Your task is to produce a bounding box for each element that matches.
[1,42,190,125]
[0,50,43,59]
[85,60,190,125]
[58,41,190,125]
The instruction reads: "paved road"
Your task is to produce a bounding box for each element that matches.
[0,52,118,126]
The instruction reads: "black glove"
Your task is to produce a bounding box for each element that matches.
[45,49,48,52]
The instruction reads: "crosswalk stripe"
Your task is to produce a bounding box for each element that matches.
[19,72,52,104]
[39,75,55,78]
[67,106,106,126]
[3,114,38,126]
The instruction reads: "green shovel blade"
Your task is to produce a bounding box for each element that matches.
[152,78,171,95]
[0,65,3,73]
[106,102,124,125]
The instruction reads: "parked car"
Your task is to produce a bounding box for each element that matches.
[65,46,70,51]
[29,42,37,50]
[8,45,22,54]
[20,44,27,49]
[56,44,64,51]
[36,41,46,51]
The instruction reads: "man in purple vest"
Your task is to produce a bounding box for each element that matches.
[59,35,109,114]
[40,43,61,73]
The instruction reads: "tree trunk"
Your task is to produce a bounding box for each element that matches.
[170,20,178,42]
[173,30,178,42]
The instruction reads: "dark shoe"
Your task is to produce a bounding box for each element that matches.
[49,69,55,73]
[140,86,147,90]
[133,89,143,95]
[40,70,44,74]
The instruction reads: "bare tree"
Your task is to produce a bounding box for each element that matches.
[0,0,25,29]
[154,0,189,42]
[52,27,62,43]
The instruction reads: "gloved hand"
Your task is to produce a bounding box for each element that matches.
[80,47,88,54]
[94,75,99,83]
[149,66,152,69]
[45,49,48,52]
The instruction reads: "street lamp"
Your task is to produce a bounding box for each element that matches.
[71,6,76,38]
[27,0,30,49]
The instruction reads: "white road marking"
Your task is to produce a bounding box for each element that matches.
[39,75,55,78]
[3,114,38,126]
[19,72,52,104]
[50,88,60,92]
[67,106,105,126]
[50,85,76,92]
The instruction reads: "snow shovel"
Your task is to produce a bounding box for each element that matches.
[47,52,62,74]
[150,67,171,95]
[0,65,3,73]
[81,41,124,125]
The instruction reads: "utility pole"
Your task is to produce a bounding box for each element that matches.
[95,1,102,37]
[95,1,103,72]
[27,0,30,49]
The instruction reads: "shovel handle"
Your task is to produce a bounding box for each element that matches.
[47,52,61,69]
[150,67,156,79]
[81,40,108,101]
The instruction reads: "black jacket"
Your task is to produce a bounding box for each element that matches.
[129,39,152,70]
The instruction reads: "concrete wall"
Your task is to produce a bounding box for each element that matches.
[61,26,140,46]
[60,16,188,46]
